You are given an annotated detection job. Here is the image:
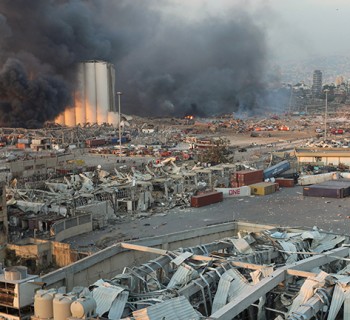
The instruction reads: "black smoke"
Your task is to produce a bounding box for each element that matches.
[0,1,274,128]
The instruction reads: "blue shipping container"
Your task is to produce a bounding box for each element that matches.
[263,160,291,179]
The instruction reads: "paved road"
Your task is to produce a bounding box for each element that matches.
[65,185,350,250]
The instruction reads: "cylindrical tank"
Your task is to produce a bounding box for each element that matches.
[75,63,86,125]
[96,61,109,124]
[34,289,56,319]
[70,297,97,319]
[53,293,76,320]
[4,266,27,280]
[85,62,97,124]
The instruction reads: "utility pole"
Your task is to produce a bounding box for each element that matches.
[117,92,123,163]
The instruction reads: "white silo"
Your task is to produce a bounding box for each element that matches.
[55,60,117,127]
[95,62,109,124]
[84,62,97,124]
[75,63,86,125]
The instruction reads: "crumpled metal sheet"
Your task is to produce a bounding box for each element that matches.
[108,290,129,320]
[212,268,249,314]
[171,251,193,266]
[92,280,124,316]
[132,296,200,320]
[167,264,198,289]
[327,283,348,320]
[288,271,328,315]
[279,240,298,264]
[312,235,346,253]
[230,238,253,254]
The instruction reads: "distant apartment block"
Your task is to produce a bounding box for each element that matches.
[312,70,323,97]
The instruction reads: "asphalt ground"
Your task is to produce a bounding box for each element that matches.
[65,185,350,250]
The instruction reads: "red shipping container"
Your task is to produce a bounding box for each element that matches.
[191,191,223,207]
[275,178,295,188]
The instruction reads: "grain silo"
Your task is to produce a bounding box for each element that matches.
[57,60,118,126]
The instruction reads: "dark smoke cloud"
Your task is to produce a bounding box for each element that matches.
[0,0,276,127]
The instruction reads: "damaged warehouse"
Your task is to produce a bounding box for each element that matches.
[2,222,350,320]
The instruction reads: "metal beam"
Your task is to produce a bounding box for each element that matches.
[209,246,349,320]
[120,242,275,269]
[286,287,333,320]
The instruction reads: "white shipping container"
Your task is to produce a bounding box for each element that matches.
[215,186,251,197]
[298,172,339,186]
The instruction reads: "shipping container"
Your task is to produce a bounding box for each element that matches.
[191,191,223,207]
[303,185,345,198]
[275,178,295,188]
[316,180,350,197]
[263,160,291,180]
[298,172,339,186]
[215,186,251,197]
[85,139,106,147]
[249,182,276,196]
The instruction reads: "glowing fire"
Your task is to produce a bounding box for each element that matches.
[184,115,194,120]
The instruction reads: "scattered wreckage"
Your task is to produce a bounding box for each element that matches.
[12,222,350,320]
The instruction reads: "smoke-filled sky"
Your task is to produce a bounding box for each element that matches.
[0,0,347,127]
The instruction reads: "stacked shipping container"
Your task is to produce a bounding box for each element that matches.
[230,170,263,188]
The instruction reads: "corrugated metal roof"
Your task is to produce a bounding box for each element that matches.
[171,252,193,266]
[132,296,200,320]
[313,235,346,253]
[167,265,198,289]
[108,290,129,320]
[327,283,346,320]
[92,280,124,316]
[344,290,350,319]
[211,269,234,313]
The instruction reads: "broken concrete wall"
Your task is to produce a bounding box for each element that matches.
[7,238,52,267]
[51,213,92,242]
[51,241,78,267]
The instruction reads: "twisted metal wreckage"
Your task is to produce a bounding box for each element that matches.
[6,160,238,220]
[48,226,350,320]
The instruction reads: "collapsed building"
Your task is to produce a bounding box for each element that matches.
[1,221,350,320]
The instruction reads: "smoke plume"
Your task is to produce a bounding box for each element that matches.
[0,0,275,127]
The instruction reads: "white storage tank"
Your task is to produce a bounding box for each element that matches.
[70,297,97,319]
[34,289,56,319]
[53,293,76,320]
[4,266,27,280]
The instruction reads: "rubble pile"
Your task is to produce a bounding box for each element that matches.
[42,226,350,319]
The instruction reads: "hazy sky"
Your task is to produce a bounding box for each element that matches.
[164,0,350,62]
[268,0,350,61]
